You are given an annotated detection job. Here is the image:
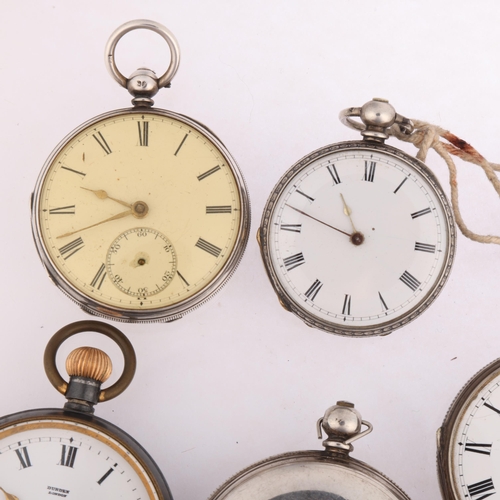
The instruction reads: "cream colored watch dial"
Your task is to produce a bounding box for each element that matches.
[33,109,246,320]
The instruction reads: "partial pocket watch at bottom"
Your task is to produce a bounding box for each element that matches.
[208,401,411,500]
[438,358,500,499]
[0,321,172,500]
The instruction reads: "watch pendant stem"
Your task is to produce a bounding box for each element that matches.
[317,401,373,455]
[64,347,112,414]
[127,68,160,107]
[339,98,414,142]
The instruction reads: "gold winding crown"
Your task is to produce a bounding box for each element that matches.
[66,347,113,383]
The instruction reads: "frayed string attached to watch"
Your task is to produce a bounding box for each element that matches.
[388,120,500,245]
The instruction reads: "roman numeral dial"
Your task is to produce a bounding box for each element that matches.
[263,143,454,336]
[437,357,500,500]
[34,109,249,321]
[0,418,169,498]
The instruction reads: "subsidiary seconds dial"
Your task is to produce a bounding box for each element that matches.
[32,110,247,322]
[31,21,250,323]
[259,105,455,337]
[106,227,177,299]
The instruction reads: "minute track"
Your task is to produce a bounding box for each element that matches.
[259,130,455,337]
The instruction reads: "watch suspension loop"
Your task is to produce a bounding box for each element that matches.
[339,98,414,142]
[317,401,373,454]
[44,320,136,403]
[105,19,181,106]
[341,98,500,246]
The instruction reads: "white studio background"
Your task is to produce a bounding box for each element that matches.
[1,1,500,499]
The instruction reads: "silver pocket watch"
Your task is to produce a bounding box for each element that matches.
[259,98,456,337]
[31,20,250,323]
[209,401,411,500]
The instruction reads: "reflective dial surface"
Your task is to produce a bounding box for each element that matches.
[33,109,248,321]
[260,141,455,336]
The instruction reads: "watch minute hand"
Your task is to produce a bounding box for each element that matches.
[56,209,133,239]
[285,204,352,237]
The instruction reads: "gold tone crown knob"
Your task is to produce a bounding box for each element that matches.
[66,347,113,383]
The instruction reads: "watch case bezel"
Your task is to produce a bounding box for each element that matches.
[259,140,456,337]
[0,407,173,499]
[31,106,251,323]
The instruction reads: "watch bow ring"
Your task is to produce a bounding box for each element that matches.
[31,20,250,323]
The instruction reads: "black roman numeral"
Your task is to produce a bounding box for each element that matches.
[280,223,302,233]
[296,189,315,202]
[98,463,117,485]
[484,402,500,415]
[415,242,436,253]
[60,445,78,468]
[16,446,32,469]
[174,133,188,156]
[305,279,323,301]
[61,165,86,177]
[411,207,432,219]
[394,176,408,194]
[326,164,341,185]
[364,161,376,182]
[138,121,149,146]
[467,478,496,499]
[283,252,305,271]
[93,132,112,155]
[177,270,190,287]
[49,205,75,215]
[342,294,351,315]
[59,237,84,260]
[206,206,232,214]
[195,238,222,258]
[399,270,420,291]
[378,292,388,311]
[90,263,106,289]
[464,440,493,456]
[197,165,221,181]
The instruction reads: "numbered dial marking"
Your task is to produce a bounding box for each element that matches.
[0,418,162,499]
[33,109,248,321]
[438,358,500,500]
[260,141,455,336]
[106,228,177,299]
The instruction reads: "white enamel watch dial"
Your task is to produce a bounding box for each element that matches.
[209,402,410,500]
[0,415,164,499]
[438,358,500,499]
[259,100,455,337]
[31,21,250,323]
[0,321,172,499]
